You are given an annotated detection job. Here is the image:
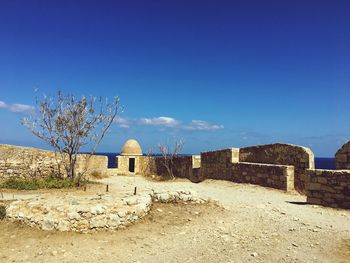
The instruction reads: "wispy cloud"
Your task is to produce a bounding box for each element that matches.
[139,117,181,127]
[114,117,132,128]
[114,115,224,131]
[184,120,224,131]
[0,100,34,114]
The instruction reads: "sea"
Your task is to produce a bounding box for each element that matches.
[94,153,336,170]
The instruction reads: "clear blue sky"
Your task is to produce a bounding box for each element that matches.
[0,0,349,157]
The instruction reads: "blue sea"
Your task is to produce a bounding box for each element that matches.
[94,153,336,170]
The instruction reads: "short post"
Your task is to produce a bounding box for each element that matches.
[133,186,137,195]
[106,184,109,192]
[83,186,87,191]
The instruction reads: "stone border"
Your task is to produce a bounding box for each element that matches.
[5,190,207,233]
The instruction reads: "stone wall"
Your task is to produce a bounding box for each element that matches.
[302,169,350,209]
[172,156,200,181]
[239,143,314,192]
[231,162,294,192]
[335,141,350,169]
[198,148,294,191]
[136,155,200,182]
[200,148,240,180]
[0,144,108,179]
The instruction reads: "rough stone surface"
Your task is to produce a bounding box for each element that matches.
[231,162,295,192]
[5,188,206,233]
[239,143,314,193]
[200,148,240,181]
[300,169,350,209]
[335,141,350,169]
[0,144,108,179]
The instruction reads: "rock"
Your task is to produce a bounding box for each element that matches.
[17,212,24,218]
[67,212,80,220]
[158,193,170,202]
[90,205,105,215]
[90,217,106,228]
[42,219,55,231]
[57,220,70,231]
[108,214,121,227]
[51,250,58,256]
[251,252,258,257]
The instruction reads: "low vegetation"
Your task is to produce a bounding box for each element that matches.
[0,177,76,190]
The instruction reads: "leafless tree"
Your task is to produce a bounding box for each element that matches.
[158,140,184,179]
[22,91,121,183]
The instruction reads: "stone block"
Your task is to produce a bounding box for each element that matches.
[308,183,322,191]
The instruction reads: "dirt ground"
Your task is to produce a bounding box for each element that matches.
[1,176,350,263]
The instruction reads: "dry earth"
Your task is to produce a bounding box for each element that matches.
[1,175,350,263]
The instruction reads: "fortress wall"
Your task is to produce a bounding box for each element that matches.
[0,144,108,179]
[239,143,314,193]
[172,156,196,179]
[136,155,200,182]
[231,162,294,192]
[198,148,294,191]
[200,148,239,180]
[335,141,350,169]
[302,169,350,209]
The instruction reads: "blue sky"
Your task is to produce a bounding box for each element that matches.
[0,0,349,156]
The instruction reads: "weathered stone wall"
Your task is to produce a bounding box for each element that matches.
[0,144,108,179]
[239,143,314,192]
[198,148,294,191]
[301,169,350,209]
[335,141,350,169]
[135,155,200,182]
[231,162,294,192]
[200,148,240,180]
[172,156,198,180]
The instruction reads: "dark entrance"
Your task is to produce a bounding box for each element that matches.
[129,158,135,173]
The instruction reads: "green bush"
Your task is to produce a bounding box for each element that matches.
[0,205,6,220]
[0,177,76,190]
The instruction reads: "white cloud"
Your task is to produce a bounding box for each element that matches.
[114,117,131,128]
[0,101,8,109]
[9,103,35,113]
[139,117,181,127]
[113,115,224,131]
[185,120,224,131]
[0,100,34,113]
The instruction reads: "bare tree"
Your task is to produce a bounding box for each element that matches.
[22,91,121,183]
[158,140,184,179]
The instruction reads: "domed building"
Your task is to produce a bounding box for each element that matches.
[120,139,143,156]
[116,139,143,174]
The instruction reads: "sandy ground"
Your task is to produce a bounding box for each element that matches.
[1,175,350,263]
